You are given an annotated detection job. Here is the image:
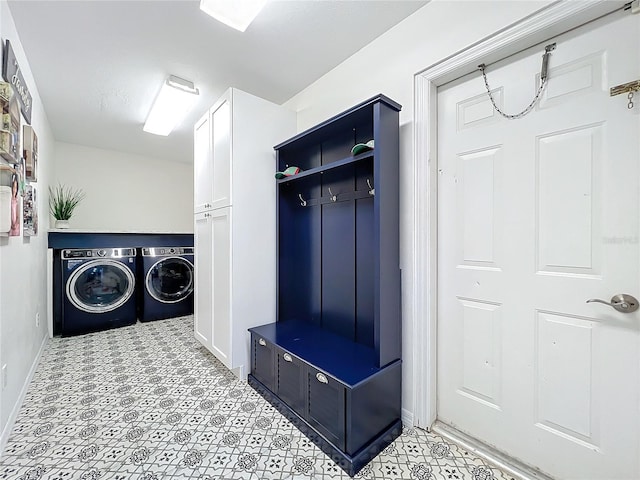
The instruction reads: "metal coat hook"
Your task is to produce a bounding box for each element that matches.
[328,187,337,202]
[298,193,307,207]
[366,179,375,196]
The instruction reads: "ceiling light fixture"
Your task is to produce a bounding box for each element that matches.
[143,75,200,136]
[199,0,268,32]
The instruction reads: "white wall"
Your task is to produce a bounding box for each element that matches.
[284,0,553,421]
[53,142,193,233]
[0,0,54,449]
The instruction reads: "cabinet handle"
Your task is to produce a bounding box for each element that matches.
[258,338,266,346]
[316,372,328,384]
[283,353,292,362]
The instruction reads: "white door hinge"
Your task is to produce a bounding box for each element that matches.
[628,0,640,14]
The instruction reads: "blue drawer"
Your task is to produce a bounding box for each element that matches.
[306,364,346,451]
[251,333,275,391]
[276,348,306,418]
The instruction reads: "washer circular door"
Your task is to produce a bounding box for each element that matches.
[66,259,136,313]
[145,256,194,304]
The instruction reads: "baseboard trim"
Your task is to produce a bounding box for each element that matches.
[401,408,414,428]
[432,421,555,480]
[0,334,48,455]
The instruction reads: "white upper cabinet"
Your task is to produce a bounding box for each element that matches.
[193,112,212,214]
[210,94,232,210]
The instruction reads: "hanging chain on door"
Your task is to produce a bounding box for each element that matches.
[478,43,556,119]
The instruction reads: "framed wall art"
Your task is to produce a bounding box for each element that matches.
[23,125,37,181]
[2,40,32,124]
[23,183,36,236]
[8,171,19,236]
[0,81,20,164]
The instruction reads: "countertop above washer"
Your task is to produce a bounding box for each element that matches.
[48,231,194,249]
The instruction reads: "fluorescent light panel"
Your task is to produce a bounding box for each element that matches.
[143,76,200,136]
[199,0,268,32]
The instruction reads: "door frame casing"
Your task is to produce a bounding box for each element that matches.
[411,0,627,429]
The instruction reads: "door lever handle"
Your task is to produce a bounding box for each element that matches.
[586,294,639,313]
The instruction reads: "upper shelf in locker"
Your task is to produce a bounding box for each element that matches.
[276,150,374,185]
[274,94,401,152]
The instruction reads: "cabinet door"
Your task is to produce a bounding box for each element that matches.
[194,112,213,213]
[252,334,275,391]
[306,367,346,450]
[194,212,213,349]
[210,207,232,367]
[276,349,306,416]
[211,93,232,210]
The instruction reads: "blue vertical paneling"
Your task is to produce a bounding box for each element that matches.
[278,190,300,321]
[279,144,321,172]
[278,190,322,324]
[321,130,355,165]
[355,120,374,147]
[321,201,355,339]
[355,196,374,347]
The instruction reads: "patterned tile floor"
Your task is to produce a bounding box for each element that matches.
[0,316,516,480]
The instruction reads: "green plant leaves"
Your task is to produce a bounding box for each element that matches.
[49,183,85,220]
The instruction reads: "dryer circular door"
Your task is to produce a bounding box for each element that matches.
[66,259,136,313]
[145,256,194,304]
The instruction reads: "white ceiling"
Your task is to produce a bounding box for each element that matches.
[7,0,427,163]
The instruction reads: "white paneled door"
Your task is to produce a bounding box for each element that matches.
[437,11,639,480]
[194,211,213,349]
[210,206,231,368]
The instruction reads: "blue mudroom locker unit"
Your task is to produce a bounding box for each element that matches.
[249,94,402,476]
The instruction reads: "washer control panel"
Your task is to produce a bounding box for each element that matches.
[142,247,194,257]
[62,248,136,259]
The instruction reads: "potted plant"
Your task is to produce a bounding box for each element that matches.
[49,183,85,229]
